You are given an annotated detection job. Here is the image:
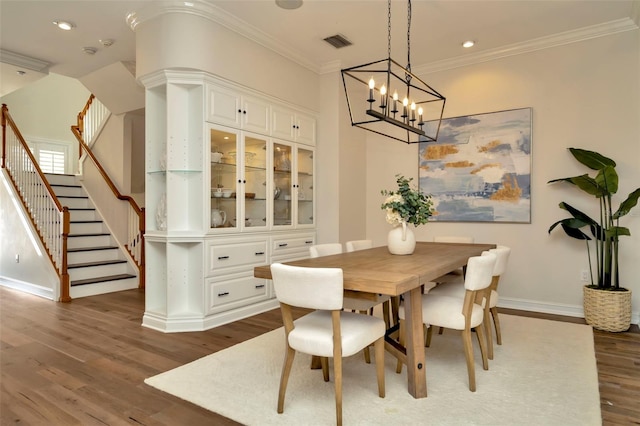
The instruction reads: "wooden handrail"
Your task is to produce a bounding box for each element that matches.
[71,96,145,288]
[2,104,71,301]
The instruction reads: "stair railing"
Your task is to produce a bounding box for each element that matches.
[1,104,71,301]
[70,95,145,289]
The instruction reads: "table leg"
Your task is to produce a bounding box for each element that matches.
[403,286,427,398]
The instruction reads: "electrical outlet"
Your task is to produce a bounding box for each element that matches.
[15,254,19,263]
[580,269,589,282]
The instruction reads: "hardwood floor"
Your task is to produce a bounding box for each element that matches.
[1,287,638,425]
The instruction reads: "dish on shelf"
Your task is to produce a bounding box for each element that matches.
[245,192,256,199]
[212,192,223,198]
[227,151,257,165]
[211,152,223,163]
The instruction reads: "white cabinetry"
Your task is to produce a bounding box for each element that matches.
[142,71,316,332]
[207,84,270,134]
[271,105,316,146]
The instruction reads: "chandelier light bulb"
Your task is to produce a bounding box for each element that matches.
[53,20,75,30]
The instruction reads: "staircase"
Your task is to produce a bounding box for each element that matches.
[46,173,138,298]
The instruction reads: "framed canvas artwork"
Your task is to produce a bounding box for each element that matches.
[419,108,531,223]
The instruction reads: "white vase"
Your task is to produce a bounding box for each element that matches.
[387,221,416,255]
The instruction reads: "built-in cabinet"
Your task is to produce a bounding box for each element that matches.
[141,70,317,332]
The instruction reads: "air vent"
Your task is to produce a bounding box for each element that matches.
[323,34,352,49]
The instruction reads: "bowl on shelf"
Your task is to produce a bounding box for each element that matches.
[222,188,233,198]
[212,188,224,198]
[245,192,256,199]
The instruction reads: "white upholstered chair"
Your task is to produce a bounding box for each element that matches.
[428,246,511,359]
[396,251,497,392]
[430,236,475,286]
[270,263,385,426]
[310,242,392,363]
[345,239,373,252]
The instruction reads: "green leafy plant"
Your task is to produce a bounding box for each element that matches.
[381,175,434,226]
[548,148,640,290]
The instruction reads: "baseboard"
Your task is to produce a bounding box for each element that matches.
[0,277,54,300]
[499,296,640,325]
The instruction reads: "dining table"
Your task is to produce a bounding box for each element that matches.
[253,241,496,399]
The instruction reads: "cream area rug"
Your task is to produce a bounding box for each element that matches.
[145,315,601,425]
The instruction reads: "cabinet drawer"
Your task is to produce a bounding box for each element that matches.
[207,276,269,314]
[209,240,268,271]
[272,234,315,253]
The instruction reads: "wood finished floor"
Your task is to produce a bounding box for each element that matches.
[1,287,638,425]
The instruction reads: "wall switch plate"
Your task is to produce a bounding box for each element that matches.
[15,254,19,263]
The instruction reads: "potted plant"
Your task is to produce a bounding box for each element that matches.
[548,148,640,331]
[381,175,434,255]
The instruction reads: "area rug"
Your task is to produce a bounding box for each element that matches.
[145,315,601,425]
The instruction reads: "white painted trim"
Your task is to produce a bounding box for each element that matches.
[25,135,73,175]
[499,296,639,325]
[0,277,54,300]
[142,299,279,332]
[0,49,50,72]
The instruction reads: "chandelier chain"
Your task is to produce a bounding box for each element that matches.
[406,0,412,76]
[387,0,392,59]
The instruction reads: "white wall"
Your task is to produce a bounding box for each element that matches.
[0,73,90,173]
[0,171,58,299]
[363,30,640,321]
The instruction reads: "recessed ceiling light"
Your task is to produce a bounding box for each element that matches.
[462,40,475,48]
[276,0,303,10]
[16,70,26,76]
[83,47,97,55]
[53,20,75,31]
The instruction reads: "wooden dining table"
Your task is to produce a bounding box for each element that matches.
[253,241,496,399]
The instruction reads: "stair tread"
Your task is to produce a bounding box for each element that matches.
[57,195,89,199]
[68,233,111,237]
[68,246,119,252]
[70,220,103,224]
[68,208,96,211]
[71,274,136,287]
[51,184,82,188]
[69,259,128,268]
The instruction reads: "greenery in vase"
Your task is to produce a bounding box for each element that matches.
[548,148,640,291]
[381,175,434,226]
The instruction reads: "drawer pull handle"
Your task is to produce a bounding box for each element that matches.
[218,291,229,297]
[305,240,313,244]
[255,251,265,255]
[218,255,230,260]
[278,243,288,247]
[255,284,265,289]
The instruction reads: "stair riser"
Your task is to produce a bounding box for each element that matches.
[70,222,105,235]
[68,249,121,264]
[51,185,84,197]
[69,263,131,282]
[70,277,138,299]
[68,209,98,221]
[58,197,90,209]
[45,174,79,186]
[68,235,112,249]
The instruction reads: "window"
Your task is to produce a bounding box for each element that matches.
[39,149,66,174]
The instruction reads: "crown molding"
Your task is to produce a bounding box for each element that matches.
[127,0,321,74]
[414,17,639,75]
[0,49,50,72]
[126,2,638,77]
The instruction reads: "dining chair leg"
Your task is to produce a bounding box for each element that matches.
[374,338,386,397]
[395,319,405,374]
[438,326,444,335]
[382,300,391,330]
[360,310,372,364]
[491,307,502,345]
[484,305,494,360]
[461,329,477,392]
[425,325,433,347]
[278,346,296,413]
[475,325,489,371]
[321,357,330,382]
[333,352,343,426]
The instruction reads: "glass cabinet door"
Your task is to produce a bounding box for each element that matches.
[242,134,267,230]
[273,142,292,227]
[210,127,238,229]
[296,146,314,226]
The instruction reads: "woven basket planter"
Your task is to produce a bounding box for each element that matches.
[583,286,632,332]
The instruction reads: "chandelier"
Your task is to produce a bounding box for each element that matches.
[341,0,445,144]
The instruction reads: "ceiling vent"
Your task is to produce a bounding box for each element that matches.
[323,34,352,49]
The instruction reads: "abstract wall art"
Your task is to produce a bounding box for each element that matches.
[419,108,531,223]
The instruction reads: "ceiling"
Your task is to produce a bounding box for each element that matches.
[0,0,638,97]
